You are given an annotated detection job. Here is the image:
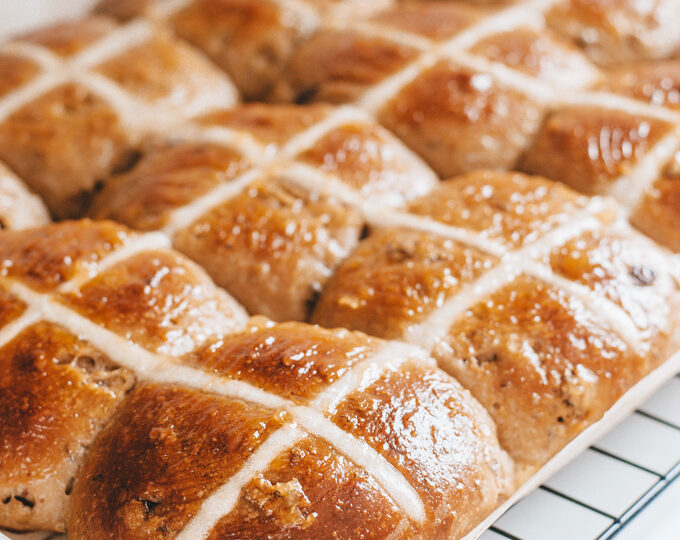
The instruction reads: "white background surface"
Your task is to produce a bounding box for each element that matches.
[1,1,679,539]
[0,0,98,39]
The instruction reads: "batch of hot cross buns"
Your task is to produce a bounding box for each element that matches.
[0,0,679,538]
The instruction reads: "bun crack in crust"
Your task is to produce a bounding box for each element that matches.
[0,16,238,219]
[91,103,437,322]
[313,171,680,479]
[0,221,512,539]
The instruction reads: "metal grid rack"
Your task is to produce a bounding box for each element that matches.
[483,374,680,540]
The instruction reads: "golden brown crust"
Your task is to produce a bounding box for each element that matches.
[0,287,26,328]
[173,177,364,321]
[92,103,436,321]
[313,171,679,475]
[0,220,129,291]
[406,171,587,247]
[169,0,315,101]
[0,322,134,532]
[549,228,675,339]
[60,250,245,356]
[0,220,248,532]
[0,83,131,218]
[69,323,512,540]
[68,383,290,539]
[378,61,545,177]
[297,123,435,204]
[209,435,416,539]
[211,359,512,540]
[277,30,420,104]
[630,152,680,251]
[2,2,680,538]
[520,106,675,195]
[371,2,483,41]
[197,104,331,147]
[546,0,680,65]
[598,60,680,110]
[312,227,497,339]
[440,275,647,475]
[93,31,234,117]
[0,220,247,343]
[469,26,600,88]
[90,142,251,231]
[0,17,237,218]
[186,322,381,404]
[95,0,393,100]
[275,2,491,106]
[93,0,156,20]
[0,55,40,99]
[311,172,590,337]
[1,18,130,220]
[265,1,680,254]
[330,362,513,536]
[0,221,513,539]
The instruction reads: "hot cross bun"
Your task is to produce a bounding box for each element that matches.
[90,103,437,321]
[270,0,680,253]
[0,220,246,532]
[312,171,680,478]
[1,2,680,538]
[0,220,512,539]
[0,16,237,218]
[94,0,394,101]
